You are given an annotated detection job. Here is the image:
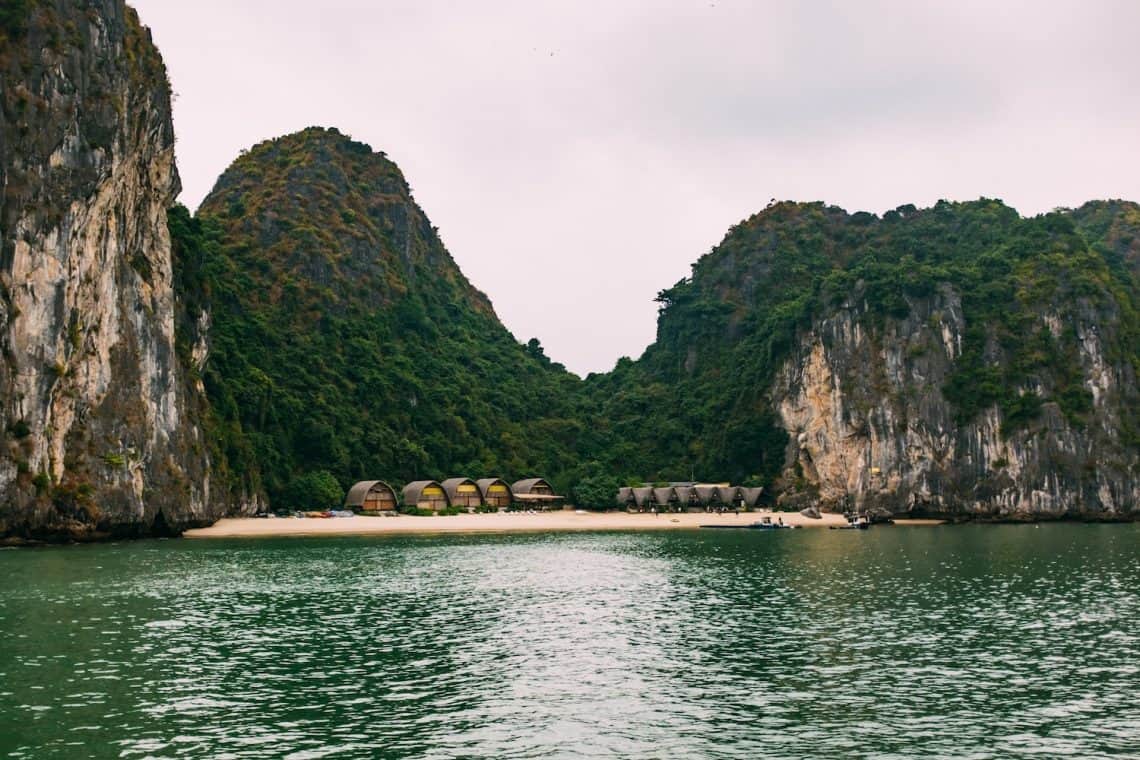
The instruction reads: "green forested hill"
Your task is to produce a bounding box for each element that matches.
[172,128,587,506]
[171,127,1140,515]
[580,199,1140,500]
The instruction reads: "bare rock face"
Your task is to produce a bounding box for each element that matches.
[0,1,218,539]
[774,285,1140,520]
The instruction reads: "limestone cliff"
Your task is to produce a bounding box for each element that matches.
[592,200,1140,520]
[773,284,1140,520]
[0,1,218,539]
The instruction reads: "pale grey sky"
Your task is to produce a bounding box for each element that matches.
[132,0,1140,376]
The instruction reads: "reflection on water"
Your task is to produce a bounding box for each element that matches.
[1,525,1138,758]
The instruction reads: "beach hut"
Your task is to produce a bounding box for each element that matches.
[344,480,398,513]
[442,478,482,510]
[652,487,677,511]
[694,485,718,507]
[617,486,634,508]
[402,480,449,511]
[632,487,653,510]
[477,478,513,509]
[719,486,742,508]
[512,478,564,510]
[673,486,699,511]
[741,487,764,509]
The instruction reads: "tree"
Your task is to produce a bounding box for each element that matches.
[283,470,344,510]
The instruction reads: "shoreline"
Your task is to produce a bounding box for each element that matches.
[184,510,895,539]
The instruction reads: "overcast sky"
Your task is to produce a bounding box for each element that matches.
[132,0,1140,376]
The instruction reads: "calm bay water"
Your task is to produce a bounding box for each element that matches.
[1,525,1138,759]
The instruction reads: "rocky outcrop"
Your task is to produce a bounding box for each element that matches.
[774,284,1140,520]
[0,1,220,539]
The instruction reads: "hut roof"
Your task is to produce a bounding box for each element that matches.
[694,485,718,505]
[512,478,553,495]
[719,485,740,503]
[652,487,676,505]
[673,486,696,504]
[402,480,448,505]
[741,487,764,508]
[617,486,633,506]
[344,480,396,508]
[475,478,512,500]
[632,486,653,506]
[441,477,479,502]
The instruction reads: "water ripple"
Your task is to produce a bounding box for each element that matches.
[1,525,1138,758]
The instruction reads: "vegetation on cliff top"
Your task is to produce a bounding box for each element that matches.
[579,198,1140,490]
[172,128,1140,510]
[175,128,589,507]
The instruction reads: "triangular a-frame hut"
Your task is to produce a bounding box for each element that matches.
[652,487,676,510]
[694,485,718,506]
[719,486,741,507]
[741,487,764,509]
[672,486,698,511]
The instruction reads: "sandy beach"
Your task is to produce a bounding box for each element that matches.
[183,509,868,538]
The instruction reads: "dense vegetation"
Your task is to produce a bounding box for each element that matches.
[172,127,1140,510]
[173,128,590,508]
[579,199,1140,492]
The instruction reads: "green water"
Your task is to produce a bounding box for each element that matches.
[1,525,1138,758]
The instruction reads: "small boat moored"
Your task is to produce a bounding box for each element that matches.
[700,516,795,530]
[831,513,872,530]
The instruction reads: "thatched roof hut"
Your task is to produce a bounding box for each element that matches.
[477,478,512,508]
[617,486,634,507]
[719,486,741,506]
[344,480,398,512]
[652,487,676,508]
[512,478,563,509]
[694,485,718,506]
[741,487,764,508]
[513,478,554,495]
[673,486,698,508]
[442,477,482,508]
[632,487,653,508]
[402,480,449,511]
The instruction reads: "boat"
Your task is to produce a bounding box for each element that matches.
[830,513,871,530]
[700,516,794,530]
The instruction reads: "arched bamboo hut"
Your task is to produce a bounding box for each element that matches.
[632,487,653,509]
[344,480,398,513]
[477,478,513,509]
[442,477,482,510]
[652,487,677,510]
[741,487,764,509]
[402,480,449,511]
[512,478,563,509]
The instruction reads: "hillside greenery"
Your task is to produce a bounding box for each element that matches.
[578,199,1140,490]
[174,128,590,508]
[172,127,1140,509]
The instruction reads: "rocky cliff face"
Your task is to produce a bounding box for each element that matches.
[594,200,1140,520]
[0,1,218,539]
[773,284,1140,520]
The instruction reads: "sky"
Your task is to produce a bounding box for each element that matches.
[132,0,1140,377]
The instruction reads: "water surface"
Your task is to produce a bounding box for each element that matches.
[1,525,1138,758]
